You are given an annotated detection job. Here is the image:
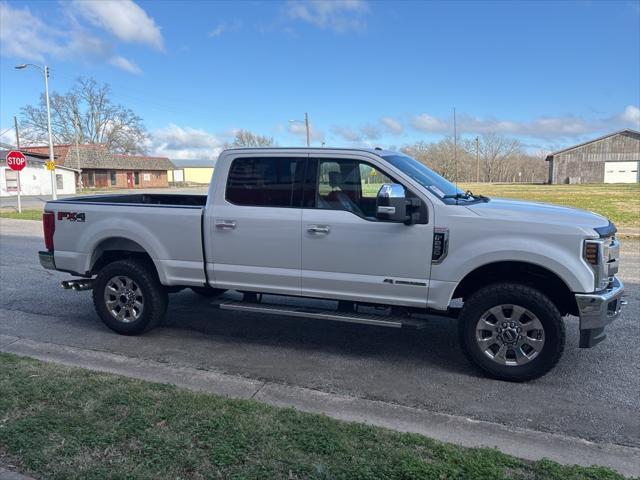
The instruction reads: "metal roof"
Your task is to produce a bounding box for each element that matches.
[545,129,640,160]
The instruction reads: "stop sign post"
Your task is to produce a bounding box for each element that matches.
[6,151,26,213]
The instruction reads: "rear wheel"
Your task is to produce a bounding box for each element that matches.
[190,286,226,298]
[458,283,565,382]
[93,259,168,335]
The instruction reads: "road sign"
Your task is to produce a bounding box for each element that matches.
[5,151,26,213]
[45,161,56,171]
[6,150,26,171]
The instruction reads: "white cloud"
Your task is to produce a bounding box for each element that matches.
[331,122,383,143]
[0,126,17,148]
[150,124,226,160]
[209,20,241,38]
[0,1,151,74]
[286,0,369,32]
[381,116,403,135]
[109,55,142,75]
[0,2,71,61]
[618,105,640,127]
[412,114,449,133]
[288,121,325,143]
[72,0,163,50]
[330,126,361,142]
[360,124,381,140]
[410,106,640,139]
[209,25,226,38]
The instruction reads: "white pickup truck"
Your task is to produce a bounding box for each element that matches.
[39,148,625,381]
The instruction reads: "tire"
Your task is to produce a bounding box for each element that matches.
[92,259,168,335]
[190,286,226,298]
[458,283,565,382]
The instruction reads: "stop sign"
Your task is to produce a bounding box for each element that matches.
[6,151,26,171]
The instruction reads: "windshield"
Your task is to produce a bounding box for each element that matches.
[382,154,464,202]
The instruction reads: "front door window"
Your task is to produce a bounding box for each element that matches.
[313,158,393,219]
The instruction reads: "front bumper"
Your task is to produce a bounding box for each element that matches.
[575,276,625,348]
[39,250,56,270]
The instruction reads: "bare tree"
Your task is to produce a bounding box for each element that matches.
[225,129,275,148]
[20,78,149,154]
[402,136,473,182]
[478,133,522,182]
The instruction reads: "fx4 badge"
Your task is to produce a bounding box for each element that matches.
[58,212,86,222]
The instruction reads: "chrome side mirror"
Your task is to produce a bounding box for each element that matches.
[376,183,409,223]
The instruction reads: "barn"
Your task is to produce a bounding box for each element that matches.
[546,129,640,184]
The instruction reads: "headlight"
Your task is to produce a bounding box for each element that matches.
[584,237,618,291]
[583,240,600,267]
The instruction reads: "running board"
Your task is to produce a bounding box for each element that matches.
[218,301,428,329]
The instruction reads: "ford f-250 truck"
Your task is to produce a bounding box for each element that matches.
[39,148,625,381]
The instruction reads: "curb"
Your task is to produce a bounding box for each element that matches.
[1,336,639,478]
[0,466,36,480]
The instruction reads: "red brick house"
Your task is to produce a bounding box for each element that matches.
[22,144,174,189]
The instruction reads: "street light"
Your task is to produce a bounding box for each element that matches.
[289,112,310,147]
[15,63,57,199]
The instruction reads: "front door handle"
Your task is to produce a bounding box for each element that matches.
[215,220,237,230]
[307,225,330,235]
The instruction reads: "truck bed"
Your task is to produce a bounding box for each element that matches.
[58,193,207,207]
[45,194,207,286]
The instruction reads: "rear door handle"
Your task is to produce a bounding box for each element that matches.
[307,225,330,235]
[215,220,237,230]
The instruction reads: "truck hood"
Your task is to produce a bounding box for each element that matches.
[466,198,609,231]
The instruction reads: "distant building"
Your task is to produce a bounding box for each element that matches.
[168,158,216,185]
[22,144,174,189]
[0,149,77,197]
[546,129,640,184]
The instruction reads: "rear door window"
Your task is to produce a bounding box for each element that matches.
[226,157,305,207]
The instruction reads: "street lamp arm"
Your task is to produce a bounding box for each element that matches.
[15,63,45,73]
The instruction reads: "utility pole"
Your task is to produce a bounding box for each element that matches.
[475,136,480,183]
[13,116,22,213]
[15,63,57,199]
[304,112,310,147]
[43,66,56,200]
[453,108,458,186]
[289,114,311,147]
[13,115,20,149]
[74,114,83,189]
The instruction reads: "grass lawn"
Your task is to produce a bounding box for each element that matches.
[459,183,640,230]
[0,209,42,221]
[0,353,629,480]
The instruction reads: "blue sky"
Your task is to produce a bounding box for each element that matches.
[1,0,639,159]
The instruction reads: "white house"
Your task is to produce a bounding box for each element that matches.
[0,150,77,197]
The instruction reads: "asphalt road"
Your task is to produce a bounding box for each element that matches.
[1,218,638,449]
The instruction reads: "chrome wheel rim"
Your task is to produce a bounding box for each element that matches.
[104,275,144,323]
[475,304,545,366]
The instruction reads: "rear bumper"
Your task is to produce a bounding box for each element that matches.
[575,276,625,348]
[39,251,56,270]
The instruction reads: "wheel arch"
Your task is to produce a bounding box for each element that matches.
[452,260,579,316]
[90,237,162,281]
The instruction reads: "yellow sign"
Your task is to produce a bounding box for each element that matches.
[45,161,56,171]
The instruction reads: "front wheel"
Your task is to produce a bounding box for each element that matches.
[92,259,168,335]
[458,283,565,382]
